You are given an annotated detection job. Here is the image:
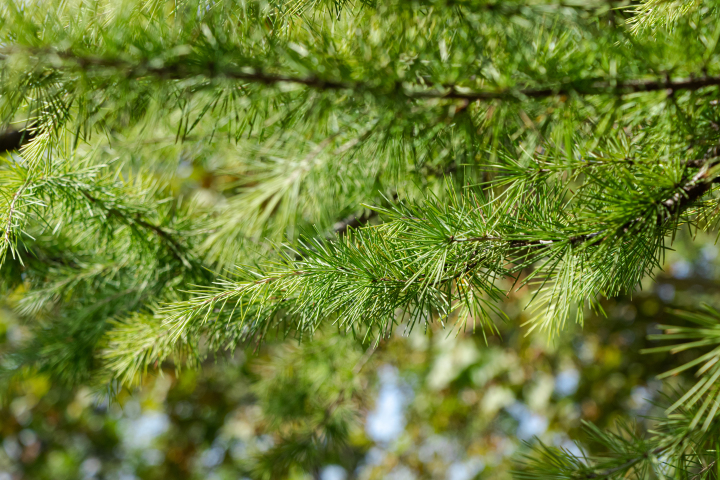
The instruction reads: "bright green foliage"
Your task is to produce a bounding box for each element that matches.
[4,0,720,477]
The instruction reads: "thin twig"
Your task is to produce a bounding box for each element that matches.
[690,460,717,480]
[2,176,33,257]
[79,190,192,267]
[584,447,663,479]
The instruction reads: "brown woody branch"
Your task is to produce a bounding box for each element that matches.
[6,47,720,104]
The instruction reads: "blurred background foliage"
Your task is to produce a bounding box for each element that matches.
[2,226,716,479]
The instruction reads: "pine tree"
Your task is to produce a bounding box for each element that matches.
[3,0,720,477]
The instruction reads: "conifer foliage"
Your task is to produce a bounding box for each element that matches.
[3,0,720,476]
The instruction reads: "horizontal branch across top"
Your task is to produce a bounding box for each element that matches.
[5,47,720,103]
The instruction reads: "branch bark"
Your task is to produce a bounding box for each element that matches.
[6,47,720,104]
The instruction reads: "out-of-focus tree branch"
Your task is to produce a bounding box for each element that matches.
[0,127,35,154]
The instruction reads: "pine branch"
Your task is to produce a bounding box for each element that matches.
[516,443,667,479]
[455,155,720,249]
[78,190,192,268]
[6,0,720,421]
[443,0,626,11]
[584,447,663,479]
[101,152,720,380]
[514,416,702,479]
[425,76,720,101]
[2,184,26,253]
[1,158,201,272]
[7,46,720,104]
